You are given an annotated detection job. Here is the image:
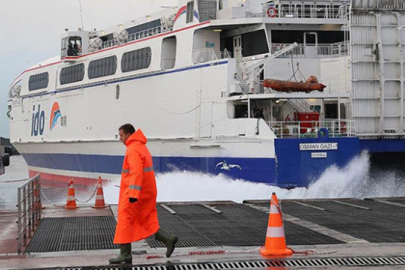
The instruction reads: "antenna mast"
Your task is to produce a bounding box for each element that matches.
[79,0,84,30]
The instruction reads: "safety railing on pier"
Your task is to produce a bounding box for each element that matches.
[16,174,42,254]
[268,119,355,138]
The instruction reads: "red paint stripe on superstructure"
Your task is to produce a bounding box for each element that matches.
[12,21,211,86]
[174,6,187,22]
[10,61,62,87]
[63,20,211,60]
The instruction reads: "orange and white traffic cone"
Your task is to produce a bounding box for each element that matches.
[92,176,108,209]
[260,192,293,257]
[64,178,78,209]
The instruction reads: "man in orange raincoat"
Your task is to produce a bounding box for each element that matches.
[110,124,178,264]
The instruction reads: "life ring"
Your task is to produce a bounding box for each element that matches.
[267,6,277,18]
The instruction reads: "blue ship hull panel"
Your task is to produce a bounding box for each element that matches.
[275,136,360,187]
[22,153,278,185]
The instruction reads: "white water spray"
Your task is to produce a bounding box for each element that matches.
[103,151,405,204]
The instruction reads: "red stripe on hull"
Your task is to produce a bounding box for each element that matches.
[29,170,104,187]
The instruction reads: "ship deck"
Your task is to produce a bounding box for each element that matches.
[1,198,405,269]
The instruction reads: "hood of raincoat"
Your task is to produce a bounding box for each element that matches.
[126,129,147,146]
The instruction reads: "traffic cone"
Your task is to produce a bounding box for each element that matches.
[64,178,78,209]
[92,176,108,209]
[260,192,293,257]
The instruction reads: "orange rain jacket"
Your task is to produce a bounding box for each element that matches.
[113,129,160,244]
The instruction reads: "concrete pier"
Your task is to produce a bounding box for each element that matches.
[0,198,405,269]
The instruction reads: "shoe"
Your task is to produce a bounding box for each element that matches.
[155,228,178,257]
[109,243,132,264]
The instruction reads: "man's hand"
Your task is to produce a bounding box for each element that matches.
[129,198,138,203]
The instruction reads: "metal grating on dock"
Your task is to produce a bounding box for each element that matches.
[26,216,119,253]
[146,203,342,248]
[26,256,405,269]
[278,199,405,243]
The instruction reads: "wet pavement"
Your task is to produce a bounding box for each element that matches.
[0,199,405,269]
[2,157,405,269]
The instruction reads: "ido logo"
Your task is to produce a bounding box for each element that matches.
[31,105,45,136]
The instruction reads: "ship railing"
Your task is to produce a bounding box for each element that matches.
[268,119,355,138]
[243,3,349,20]
[16,174,42,254]
[221,49,233,59]
[271,42,349,58]
[192,48,219,64]
[101,25,172,50]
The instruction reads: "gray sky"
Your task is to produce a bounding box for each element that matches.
[0,0,176,138]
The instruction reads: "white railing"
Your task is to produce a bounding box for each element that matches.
[268,119,355,138]
[271,42,349,58]
[192,48,219,64]
[243,3,349,20]
[221,49,232,59]
[101,26,171,50]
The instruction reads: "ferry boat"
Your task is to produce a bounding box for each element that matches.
[6,0,405,187]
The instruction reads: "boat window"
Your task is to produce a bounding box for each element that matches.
[198,0,217,21]
[121,47,152,73]
[88,56,117,79]
[61,36,83,57]
[9,80,23,98]
[125,19,161,35]
[186,1,194,23]
[28,72,49,91]
[241,30,269,57]
[161,37,176,69]
[60,64,85,85]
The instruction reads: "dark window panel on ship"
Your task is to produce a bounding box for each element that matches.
[125,20,161,35]
[242,30,269,57]
[121,47,152,73]
[60,64,85,85]
[186,1,194,23]
[98,20,162,43]
[28,72,49,91]
[88,56,117,79]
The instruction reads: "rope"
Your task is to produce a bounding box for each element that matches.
[159,104,201,115]
[40,189,65,208]
[40,186,98,206]
[75,187,97,203]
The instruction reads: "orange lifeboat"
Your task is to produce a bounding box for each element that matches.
[263,75,326,93]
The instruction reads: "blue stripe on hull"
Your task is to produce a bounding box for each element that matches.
[22,153,278,185]
[22,135,371,188]
[359,139,405,153]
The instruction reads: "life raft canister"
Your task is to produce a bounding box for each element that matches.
[267,6,277,18]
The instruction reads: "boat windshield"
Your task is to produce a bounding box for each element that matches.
[61,36,82,57]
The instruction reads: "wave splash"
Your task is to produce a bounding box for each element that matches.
[103,152,405,204]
